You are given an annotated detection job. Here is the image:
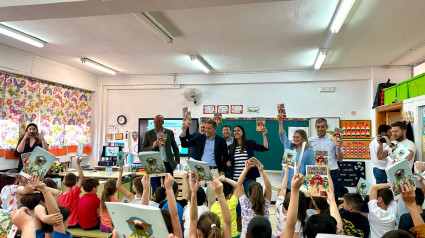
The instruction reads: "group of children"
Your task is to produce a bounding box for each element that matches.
[4,157,425,238]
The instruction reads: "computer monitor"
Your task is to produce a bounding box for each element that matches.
[101,146,121,157]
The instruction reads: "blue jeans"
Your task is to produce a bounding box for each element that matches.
[373,167,388,184]
[330,170,340,203]
[151,162,174,197]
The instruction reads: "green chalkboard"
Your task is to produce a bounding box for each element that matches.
[202,118,310,171]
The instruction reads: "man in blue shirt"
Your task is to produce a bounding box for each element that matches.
[180,119,229,207]
[308,118,344,200]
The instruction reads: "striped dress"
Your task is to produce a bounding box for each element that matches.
[232,145,249,180]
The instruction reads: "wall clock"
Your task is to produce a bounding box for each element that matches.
[117,115,127,125]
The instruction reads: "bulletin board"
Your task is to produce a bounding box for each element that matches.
[340,120,371,139]
[342,140,371,159]
[336,161,366,187]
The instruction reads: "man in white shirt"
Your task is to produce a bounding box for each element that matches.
[377,121,416,169]
[368,183,397,238]
[308,118,344,200]
[369,124,392,184]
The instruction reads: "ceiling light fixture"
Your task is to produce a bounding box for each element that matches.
[190,55,210,74]
[329,0,356,33]
[135,12,174,43]
[0,23,46,48]
[81,58,117,75]
[314,49,328,70]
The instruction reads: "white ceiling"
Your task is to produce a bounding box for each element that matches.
[0,0,424,75]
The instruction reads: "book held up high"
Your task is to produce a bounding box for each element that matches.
[356,177,371,199]
[306,165,329,197]
[187,160,213,181]
[386,159,414,198]
[138,152,167,177]
[256,117,265,131]
[282,149,297,168]
[20,147,56,179]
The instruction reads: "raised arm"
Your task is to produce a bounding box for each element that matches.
[279,165,289,197]
[16,137,27,153]
[415,162,425,194]
[184,173,191,201]
[38,134,49,151]
[262,127,269,149]
[327,166,334,195]
[164,173,183,238]
[277,118,294,149]
[76,157,85,188]
[256,161,271,201]
[236,162,254,198]
[401,183,425,227]
[141,175,150,206]
[212,177,231,238]
[326,186,343,235]
[369,183,391,201]
[117,167,135,202]
[189,175,200,238]
[218,175,241,197]
[11,207,36,238]
[282,173,304,238]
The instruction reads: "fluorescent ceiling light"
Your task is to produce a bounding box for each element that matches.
[0,23,46,48]
[330,0,356,33]
[135,12,174,43]
[314,49,327,70]
[81,58,117,75]
[190,55,210,74]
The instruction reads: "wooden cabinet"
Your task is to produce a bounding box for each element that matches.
[375,101,403,135]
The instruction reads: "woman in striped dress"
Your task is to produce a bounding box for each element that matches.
[227,125,269,191]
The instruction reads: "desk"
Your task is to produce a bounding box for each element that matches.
[58,171,134,179]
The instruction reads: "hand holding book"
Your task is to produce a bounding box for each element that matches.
[401,183,416,209]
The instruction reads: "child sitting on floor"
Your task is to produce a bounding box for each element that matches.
[99,179,119,233]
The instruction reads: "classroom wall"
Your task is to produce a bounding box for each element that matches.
[0,43,99,170]
[101,67,411,197]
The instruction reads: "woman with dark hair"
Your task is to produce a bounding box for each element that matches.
[15,123,49,171]
[227,125,268,191]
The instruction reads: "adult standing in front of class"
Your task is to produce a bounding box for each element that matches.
[308,118,344,200]
[227,125,269,192]
[369,124,392,184]
[141,115,180,195]
[278,115,314,190]
[15,123,49,172]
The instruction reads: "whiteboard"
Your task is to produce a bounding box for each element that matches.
[309,117,340,136]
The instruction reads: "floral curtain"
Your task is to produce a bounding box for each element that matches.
[0,70,91,151]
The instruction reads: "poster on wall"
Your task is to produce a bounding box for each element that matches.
[309,117,340,136]
[230,105,243,114]
[217,105,229,114]
[203,105,215,114]
[107,124,119,133]
[337,161,366,187]
[342,140,371,159]
[246,105,260,114]
[340,120,371,139]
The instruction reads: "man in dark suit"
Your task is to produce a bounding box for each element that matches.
[141,115,180,194]
[180,119,229,207]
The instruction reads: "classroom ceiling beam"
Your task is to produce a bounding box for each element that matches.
[0,0,286,22]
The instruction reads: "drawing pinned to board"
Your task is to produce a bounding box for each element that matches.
[247,106,260,114]
[217,105,229,114]
[107,124,119,133]
[231,105,243,114]
[203,105,215,114]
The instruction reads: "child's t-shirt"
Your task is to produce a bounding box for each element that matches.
[182,204,209,238]
[78,193,100,229]
[100,196,119,229]
[0,185,18,211]
[210,194,239,238]
[275,195,302,238]
[368,199,397,238]
[239,194,270,238]
[58,186,81,226]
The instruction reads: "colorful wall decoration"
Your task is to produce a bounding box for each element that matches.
[0,70,92,155]
[342,140,371,159]
[340,120,371,139]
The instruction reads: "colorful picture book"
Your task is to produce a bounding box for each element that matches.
[331,128,344,142]
[256,117,265,131]
[314,151,328,165]
[106,202,169,238]
[388,144,410,164]
[138,152,167,177]
[356,177,371,199]
[277,103,286,117]
[0,209,18,238]
[386,159,414,198]
[282,149,297,168]
[76,142,84,157]
[187,160,213,181]
[182,107,192,125]
[214,113,222,125]
[306,165,329,197]
[20,147,56,179]
[157,133,167,146]
[117,151,128,167]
